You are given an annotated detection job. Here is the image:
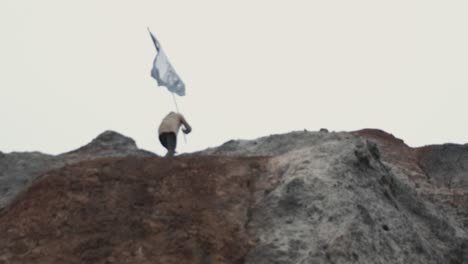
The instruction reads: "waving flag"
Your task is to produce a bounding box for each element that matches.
[148,29,186,96]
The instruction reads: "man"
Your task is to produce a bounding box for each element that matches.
[158,111,192,157]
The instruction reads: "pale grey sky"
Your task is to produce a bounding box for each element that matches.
[1,0,467,155]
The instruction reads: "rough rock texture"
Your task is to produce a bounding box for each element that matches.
[0,131,154,208]
[417,144,468,190]
[0,156,267,264]
[61,130,155,162]
[0,152,62,209]
[196,130,336,157]
[199,130,468,264]
[1,129,468,264]
[354,129,468,245]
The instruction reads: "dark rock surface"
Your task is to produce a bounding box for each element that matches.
[417,144,468,190]
[1,129,468,263]
[0,156,268,264]
[0,152,59,209]
[0,131,155,208]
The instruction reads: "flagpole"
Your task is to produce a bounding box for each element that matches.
[171,93,187,143]
[171,93,180,113]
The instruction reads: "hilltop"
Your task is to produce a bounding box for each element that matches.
[0,129,467,263]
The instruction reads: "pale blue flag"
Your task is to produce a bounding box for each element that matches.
[148,29,186,96]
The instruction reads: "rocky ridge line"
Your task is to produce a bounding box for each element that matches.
[0,129,467,263]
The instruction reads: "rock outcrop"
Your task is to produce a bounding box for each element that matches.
[0,131,155,208]
[201,130,468,263]
[0,129,467,264]
[0,156,267,264]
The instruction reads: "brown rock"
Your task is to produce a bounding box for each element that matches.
[0,156,268,264]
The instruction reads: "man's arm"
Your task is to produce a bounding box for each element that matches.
[180,115,192,134]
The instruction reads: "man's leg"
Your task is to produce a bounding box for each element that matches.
[165,133,177,157]
[159,134,168,149]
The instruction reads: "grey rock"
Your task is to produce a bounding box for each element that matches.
[60,130,155,162]
[2,128,468,263]
[418,144,468,190]
[0,152,59,209]
[0,130,155,208]
[196,130,352,156]
[197,130,468,264]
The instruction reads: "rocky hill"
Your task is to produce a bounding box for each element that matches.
[0,129,467,264]
[0,131,155,209]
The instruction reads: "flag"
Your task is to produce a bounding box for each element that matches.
[148,29,186,96]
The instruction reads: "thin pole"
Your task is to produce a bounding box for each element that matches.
[171,93,187,143]
[171,93,180,113]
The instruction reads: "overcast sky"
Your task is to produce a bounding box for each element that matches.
[1,0,467,156]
